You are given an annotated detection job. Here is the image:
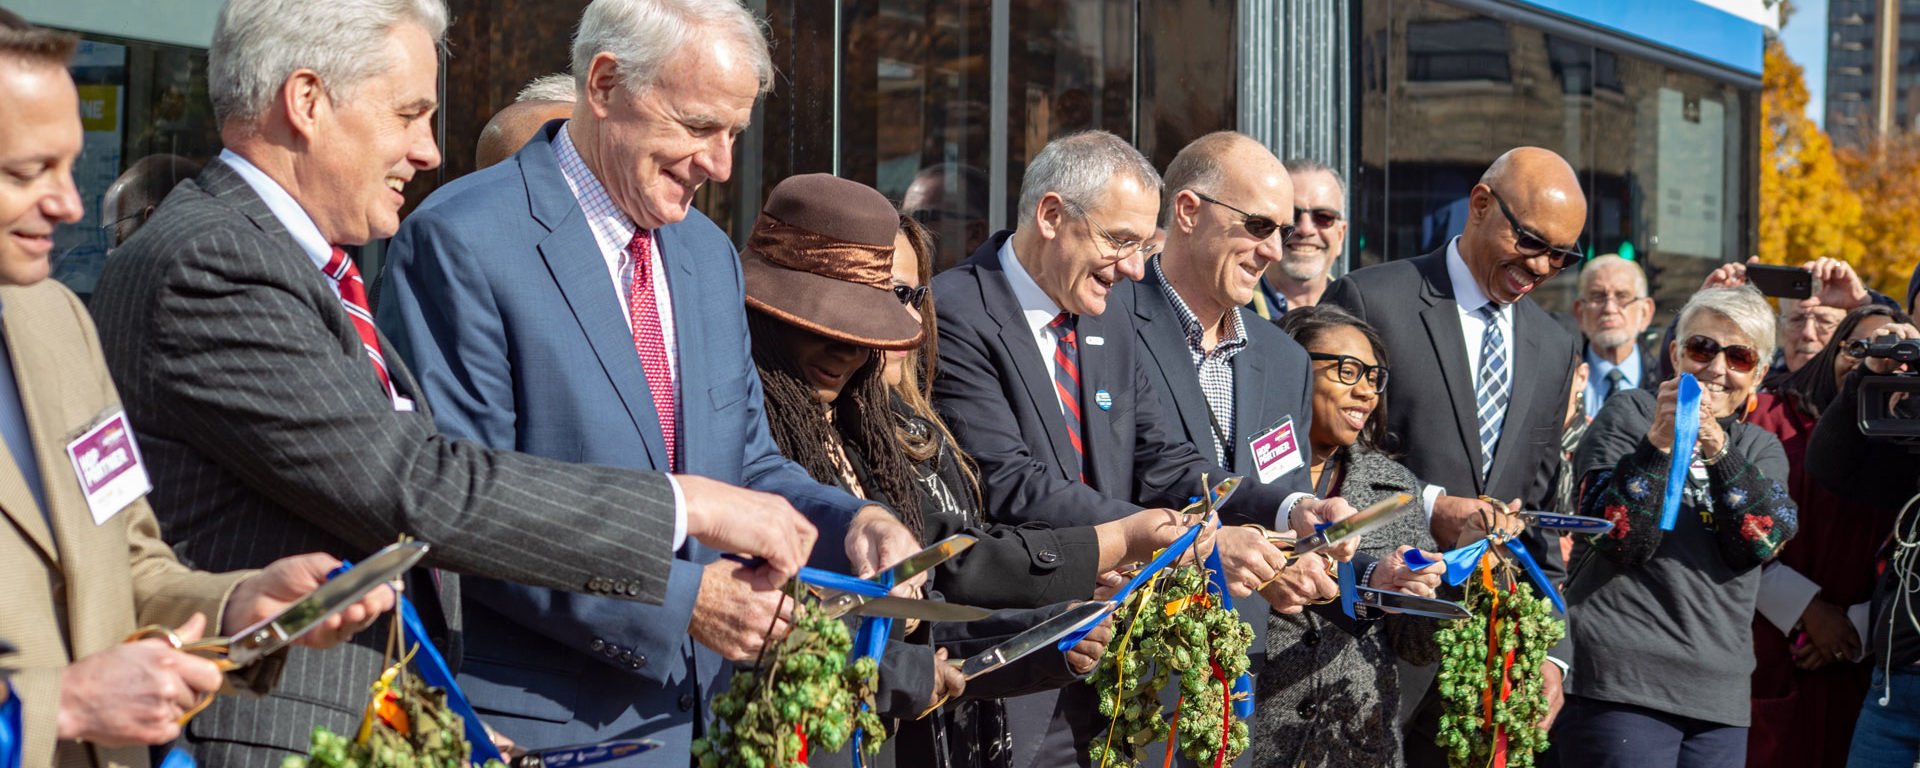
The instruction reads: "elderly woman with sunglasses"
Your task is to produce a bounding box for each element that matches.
[1557,286,1799,768]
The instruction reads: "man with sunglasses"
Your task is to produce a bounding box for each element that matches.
[1324,147,1587,767]
[1250,158,1348,320]
[932,130,1363,768]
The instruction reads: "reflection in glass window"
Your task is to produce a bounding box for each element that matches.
[1406,18,1511,83]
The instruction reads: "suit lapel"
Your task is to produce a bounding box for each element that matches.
[1415,253,1487,493]
[976,245,1079,481]
[1132,274,1216,461]
[660,223,705,470]
[536,222,670,471]
[1229,321,1269,475]
[1491,308,1546,487]
[0,307,55,565]
[1076,309,1118,489]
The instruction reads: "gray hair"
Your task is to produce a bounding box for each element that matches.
[571,0,773,98]
[210,0,449,125]
[1677,286,1778,371]
[1283,157,1347,198]
[1577,254,1649,298]
[1017,130,1162,226]
[517,73,578,103]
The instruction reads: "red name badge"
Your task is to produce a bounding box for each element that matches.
[1249,417,1304,485]
[64,411,152,525]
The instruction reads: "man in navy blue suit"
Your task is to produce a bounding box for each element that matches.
[375,1,918,763]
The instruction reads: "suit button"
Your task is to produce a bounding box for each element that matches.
[619,651,635,665]
[625,581,641,597]
[587,577,605,592]
[679,693,696,711]
[1037,551,1059,564]
[589,638,606,652]
[603,644,620,658]
[633,653,647,668]
[1297,700,1317,719]
[1302,630,1319,647]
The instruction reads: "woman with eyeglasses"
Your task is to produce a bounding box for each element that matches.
[1249,304,1471,767]
[1558,286,1799,768]
[1744,304,1911,768]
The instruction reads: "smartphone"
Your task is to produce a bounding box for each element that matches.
[1746,264,1813,299]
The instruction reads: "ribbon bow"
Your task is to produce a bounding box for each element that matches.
[1403,536,1565,614]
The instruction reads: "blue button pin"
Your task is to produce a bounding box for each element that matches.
[1095,390,1113,410]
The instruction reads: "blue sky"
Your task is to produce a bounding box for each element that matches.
[1781,0,1829,125]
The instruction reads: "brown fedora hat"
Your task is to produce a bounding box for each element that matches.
[741,174,924,351]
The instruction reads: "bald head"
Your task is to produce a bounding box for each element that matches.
[1160,131,1293,320]
[475,100,574,169]
[1462,146,1588,305]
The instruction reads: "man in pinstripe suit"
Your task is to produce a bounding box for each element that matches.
[87,1,823,765]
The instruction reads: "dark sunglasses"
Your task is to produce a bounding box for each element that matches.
[893,284,929,308]
[1293,207,1344,231]
[1681,335,1761,373]
[1487,189,1583,269]
[1193,191,1296,243]
[1309,352,1390,389]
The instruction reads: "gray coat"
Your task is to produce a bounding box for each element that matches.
[1252,447,1438,767]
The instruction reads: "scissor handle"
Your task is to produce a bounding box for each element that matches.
[123,625,238,724]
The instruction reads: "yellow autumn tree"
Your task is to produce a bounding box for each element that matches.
[1759,40,1866,265]
[1838,134,1920,296]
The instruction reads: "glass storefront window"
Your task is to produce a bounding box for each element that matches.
[1354,0,1755,323]
[53,33,220,300]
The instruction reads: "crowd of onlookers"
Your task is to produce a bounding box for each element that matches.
[4,1,1919,768]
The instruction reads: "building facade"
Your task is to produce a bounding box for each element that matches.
[1826,0,1920,150]
[29,0,1765,318]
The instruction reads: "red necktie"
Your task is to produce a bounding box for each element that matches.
[627,230,677,471]
[323,247,396,399]
[1048,312,1085,482]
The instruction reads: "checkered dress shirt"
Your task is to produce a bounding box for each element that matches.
[551,124,679,384]
[1151,256,1249,465]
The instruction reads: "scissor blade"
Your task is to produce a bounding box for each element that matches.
[514,739,664,768]
[1290,493,1415,557]
[1521,511,1615,534]
[958,601,1117,680]
[1205,476,1242,511]
[850,596,993,622]
[1354,586,1471,620]
[875,534,978,586]
[225,541,428,667]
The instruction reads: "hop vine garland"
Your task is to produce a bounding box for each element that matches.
[280,671,506,768]
[1088,563,1253,768]
[1432,555,1565,768]
[693,596,886,768]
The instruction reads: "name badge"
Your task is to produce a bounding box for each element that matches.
[1249,417,1304,485]
[64,410,152,525]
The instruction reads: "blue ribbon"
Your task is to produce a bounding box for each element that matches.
[157,748,197,768]
[1055,518,1208,652]
[718,555,893,599]
[1661,374,1702,531]
[1403,537,1565,614]
[849,569,894,765]
[1,682,18,768]
[331,561,503,765]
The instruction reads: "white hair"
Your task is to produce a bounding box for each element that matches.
[571,0,773,97]
[1578,255,1649,298]
[209,0,449,125]
[1017,130,1162,225]
[1677,286,1778,371]
[516,73,578,103]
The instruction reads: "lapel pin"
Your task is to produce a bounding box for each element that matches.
[1095,390,1113,411]
[1085,336,1105,346]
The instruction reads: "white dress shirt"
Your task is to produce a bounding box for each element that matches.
[1444,237,1514,378]
[998,236,1071,413]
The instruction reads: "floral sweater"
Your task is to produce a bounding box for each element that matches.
[1562,388,1798,727]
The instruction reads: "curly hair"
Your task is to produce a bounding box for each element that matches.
[1278,304,1394,454]
[748,309,925,538]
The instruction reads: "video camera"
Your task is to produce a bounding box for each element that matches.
[1845,336,1920,441]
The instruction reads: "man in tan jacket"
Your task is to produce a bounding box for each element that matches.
[0,13,393,767]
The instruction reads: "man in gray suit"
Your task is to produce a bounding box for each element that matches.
[87,1,819,765]
[1323,147,1585,767]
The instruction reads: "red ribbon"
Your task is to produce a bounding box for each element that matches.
[1210,661,1231,768]
[796,723,808,763]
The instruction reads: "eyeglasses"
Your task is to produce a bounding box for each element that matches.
[1193,191,1296,243]
[1681,335,1761,373]
[1293,207,1344,231]
[1309,352,1390,389]
[1487,189,1583,269]
[1580,290,1647,310]
[892,284,929,308]
[1065,201,1162,260]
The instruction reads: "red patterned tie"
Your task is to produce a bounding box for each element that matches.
[322,247,395,399]
[1048,312,1085,482]
[627,230,677,471]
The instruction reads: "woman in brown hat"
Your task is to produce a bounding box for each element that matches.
[739,174,1208,767]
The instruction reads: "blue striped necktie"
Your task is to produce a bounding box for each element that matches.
[1474,304,1510,481]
